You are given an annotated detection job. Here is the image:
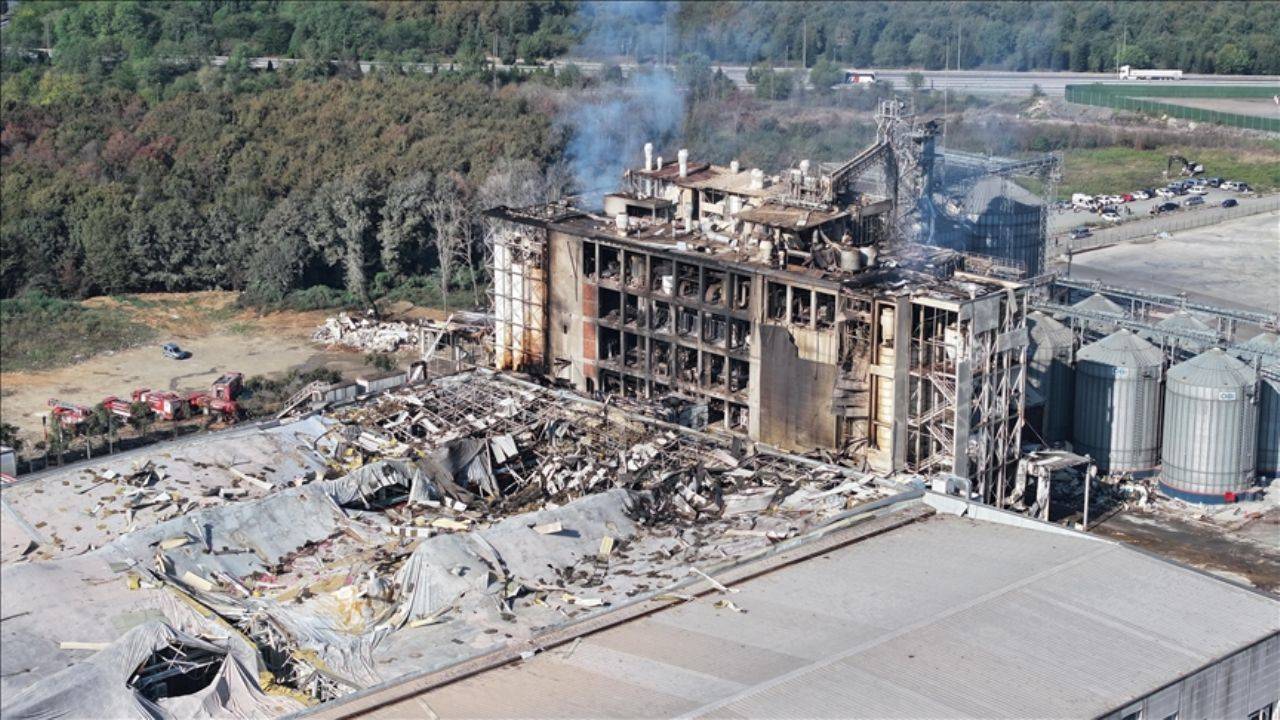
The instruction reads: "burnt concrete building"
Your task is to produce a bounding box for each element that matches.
[492,102,1058,505]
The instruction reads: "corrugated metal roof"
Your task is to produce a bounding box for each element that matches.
[391,509,1280,720]
[1027,310,1073,349]
[1156,310,1214,334]
[1168,347,1257,388]
[1074,292,1126,317]
[1077,329,1165,368]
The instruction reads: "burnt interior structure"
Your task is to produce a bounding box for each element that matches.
[491,101,1060,506]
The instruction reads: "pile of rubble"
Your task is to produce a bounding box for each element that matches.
[312,313,417,353]
[0,370,900,715]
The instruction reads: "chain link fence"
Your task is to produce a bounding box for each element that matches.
[1050,193,1280,256]
[1065,84,1280,133]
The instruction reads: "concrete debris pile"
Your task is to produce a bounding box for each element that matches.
[313,313,417,353]
[1,370,899,717]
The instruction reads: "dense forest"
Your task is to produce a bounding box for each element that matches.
[2,1,1277,305]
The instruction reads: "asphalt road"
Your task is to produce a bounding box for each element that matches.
[196,53,1280,96]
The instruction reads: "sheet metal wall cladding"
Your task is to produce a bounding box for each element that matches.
[1160,349,1259,501]
[1072,329,1165,473]
[1254,361,1279,478]
[1026,311,1074,443]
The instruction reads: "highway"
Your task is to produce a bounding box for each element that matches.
[16,46,1280,95]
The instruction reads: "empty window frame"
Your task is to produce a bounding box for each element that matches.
[583,241,598,279]
[767,282,788,321]
[732,274,752,310]
[677,262,700,300]
[651,259,674,294]
[651,340,672,378]
[622,332,642,369]
[791,287,813,326]
[703,269,727,306]
[599,245,621,281]
[624,252,646,289]
[702,352,726,388]
[729,358,750,393]
[728,402,748,430]
[651,301,672,334]
[728,319,751,351]
[598,327,621,362]
[676,346,698,382]
[815,292,836,329]
[623,294,641,326]
[677,307,699,339]
[598,287,622,322]
[702,313,727,346]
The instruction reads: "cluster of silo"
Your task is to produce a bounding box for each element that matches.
[1026,312,1074,443]
[1030,299,1273,503]
[1159,349,1259,502]
[1072,329,1166,473]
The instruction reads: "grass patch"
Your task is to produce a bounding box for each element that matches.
[1057,147,1280,198]
[227,321,256,335]
[1,293,156,372]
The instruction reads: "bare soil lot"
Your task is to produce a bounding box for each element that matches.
[0,292,385,444]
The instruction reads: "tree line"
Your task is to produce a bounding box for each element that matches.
[670,1,1279,75]
[1,68,567,305]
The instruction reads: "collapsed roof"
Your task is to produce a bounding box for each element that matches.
[1,370,902,717]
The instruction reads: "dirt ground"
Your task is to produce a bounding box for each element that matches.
[1159,96,1280,118]
[0,292,395,444]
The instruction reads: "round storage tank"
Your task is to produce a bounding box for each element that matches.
[1071,293,1127,336]
[1258,361,1280,479]
[1152,310,1217,357]
[1160,349,1258,502]
[1027,311,1074,443]
[1073,329,1164,473]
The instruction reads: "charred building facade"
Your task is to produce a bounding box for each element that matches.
[492,102,1059,505]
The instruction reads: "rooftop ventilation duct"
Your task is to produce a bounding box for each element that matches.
[678,149,689,178]
[644,142,654,172]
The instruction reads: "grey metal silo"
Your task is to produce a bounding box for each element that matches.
[1073,329,1165,473]
[1258,362,1280,479]
[1070,293,1127,336]
[1027,311,1074,443]
[1152,310,1217,357]
[1160,349,1258,502]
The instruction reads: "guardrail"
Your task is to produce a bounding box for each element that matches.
[1065,84,1280,133]
[1049,193,1280,256]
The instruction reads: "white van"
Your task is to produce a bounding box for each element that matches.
[1072,193,1094,207]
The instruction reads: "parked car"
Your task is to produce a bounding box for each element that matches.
[1183,195,1204,207]
[1069,227,1093,240]
[1221,198,1239,208]
[1151,202,1180,214]
[1187,186,1208,195]
[1206,177,1223,187]
[1121,193,1134,202]
[1131,190,1150,200]
[162,343,191,360]
[1101,210,1122,222]
[1236,183,1251,193]
[1221,181,1240,191]
[1155,188,1176,199]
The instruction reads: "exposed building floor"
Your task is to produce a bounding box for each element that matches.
[1061,209,1280,315]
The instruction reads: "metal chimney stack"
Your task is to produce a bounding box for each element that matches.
[678,149,689,178]
[644,142,654,172]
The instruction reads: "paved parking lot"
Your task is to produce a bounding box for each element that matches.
[1048,185,1253,235]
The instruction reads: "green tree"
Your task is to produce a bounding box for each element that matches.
[379,172,434,279]
[808,55,843,93]
[1215,43,1251,75]
[906,71,925,94]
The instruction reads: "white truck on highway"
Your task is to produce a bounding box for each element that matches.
[1118,65,1183,81]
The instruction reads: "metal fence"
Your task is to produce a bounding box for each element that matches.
[1065,84,1280,133]
[1049,194,1280,256]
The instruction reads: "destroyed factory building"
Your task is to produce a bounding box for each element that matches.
[492,101,1061,506]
